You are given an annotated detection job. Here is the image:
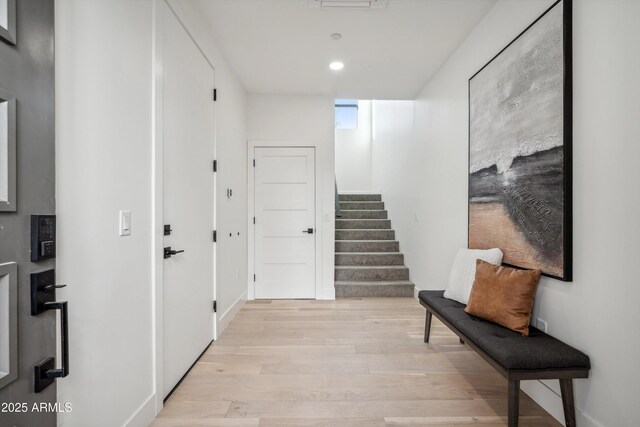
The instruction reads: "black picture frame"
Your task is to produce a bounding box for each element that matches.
[467,0,572,281]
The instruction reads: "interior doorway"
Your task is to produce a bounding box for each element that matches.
[160,4,216,399]
[252,147,317,299]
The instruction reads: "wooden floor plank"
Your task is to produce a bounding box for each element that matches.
[152,297,560,427]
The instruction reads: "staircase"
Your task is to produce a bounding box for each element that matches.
[335,194,415,298]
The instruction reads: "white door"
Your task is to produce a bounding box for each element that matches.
[163,7,215,398]
[254,147,316,299]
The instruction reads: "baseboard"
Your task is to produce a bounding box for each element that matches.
[217,291,247,336]
[124,393,156,427]
[413,286,419,299]
[521,380,601,427]
[320,287,336,300]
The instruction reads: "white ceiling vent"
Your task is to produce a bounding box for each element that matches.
[307,0,388,10]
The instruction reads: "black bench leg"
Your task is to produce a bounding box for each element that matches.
[560,379,576,427]
[424,310,432,343]
[459,338,465,344]
[508,379,520,427]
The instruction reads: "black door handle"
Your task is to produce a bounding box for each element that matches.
[44,284,67,293]
[164,246,185,259]
[34,300,69,393]
[45,301,69,378]
[302,228,314,234]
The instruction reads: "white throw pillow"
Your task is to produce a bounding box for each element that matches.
[443,248,504,305]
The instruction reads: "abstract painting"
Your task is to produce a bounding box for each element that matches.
[468,0,572,281]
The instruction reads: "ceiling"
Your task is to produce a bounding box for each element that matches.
[187,0,497,99]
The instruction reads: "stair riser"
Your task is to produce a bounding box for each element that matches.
[335,253,404,266]
[339,210,388,219]
[335,230,395,240]
[335,268,409,281]
[335,219,391,230]
[335,241,399,252]
[339,194,382,202]
[339,201,384,210]
[335,284,414,298]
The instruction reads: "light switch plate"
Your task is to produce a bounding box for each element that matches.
[119,210,131,236]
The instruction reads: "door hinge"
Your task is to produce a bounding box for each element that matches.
[253,159,255,167]
[253,217,256,224]
[213,300,217,312]
[213,160,217,172]
[253,274,256,282]
[213,88,217,101]
[213,230,217,242]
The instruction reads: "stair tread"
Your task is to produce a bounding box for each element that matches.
[335,280,414,285]
[336,239,398,242]
[336,218,388,220]
[336,229,396,231]
[338,194,382,200]
[335,265,408,270]
[335,241,400,254]
[335,252,403,255]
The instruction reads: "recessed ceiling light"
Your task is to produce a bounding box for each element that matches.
[329,61,344,71]
[331,33,342,40]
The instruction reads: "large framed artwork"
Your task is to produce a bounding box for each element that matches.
[468,0,572,281]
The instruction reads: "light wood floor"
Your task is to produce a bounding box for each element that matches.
[152,298,560,427]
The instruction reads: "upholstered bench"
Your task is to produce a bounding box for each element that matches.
[419,290,590,427]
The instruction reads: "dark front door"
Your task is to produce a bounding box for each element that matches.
[0,1,58,426]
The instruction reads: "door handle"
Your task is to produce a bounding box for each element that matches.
[44,284,67,293]
[45,301,69,378]
[34,300,69,392]
[302,228,314,234]
[164,246,185,259]
[31,270,69,393]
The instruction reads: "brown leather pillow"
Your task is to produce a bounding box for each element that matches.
[465,259,541,336]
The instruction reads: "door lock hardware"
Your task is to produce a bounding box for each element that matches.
[44,284,67,293]
[34,301,69,393]
[302,228,314,234]
[164,247,185,259]
[30,215,56,261]
[30,269,69,393]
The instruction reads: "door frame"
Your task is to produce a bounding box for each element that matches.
[247,141,322,300]
[152,0,218,414]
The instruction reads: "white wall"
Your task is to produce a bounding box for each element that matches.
[371,0,640,426]
[247,94,335,300]
[55,1,155,426]
[56,1,248,426]
[335,101,373,193]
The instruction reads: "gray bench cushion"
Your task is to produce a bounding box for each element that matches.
[419,290,591,372]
